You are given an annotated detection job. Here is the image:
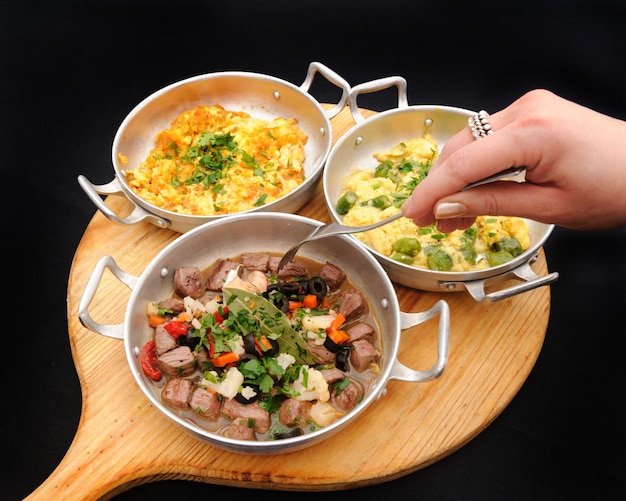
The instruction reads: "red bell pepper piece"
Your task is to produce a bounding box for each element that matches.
[140,340,162,381]
[207,334,215,359]
[164,320,189,339]
[213,306,229,323]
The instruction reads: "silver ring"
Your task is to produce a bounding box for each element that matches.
[468,110,493,139]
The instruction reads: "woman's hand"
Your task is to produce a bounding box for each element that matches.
[401,89,626,231]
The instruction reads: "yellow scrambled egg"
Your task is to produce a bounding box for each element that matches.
[339,135,530,272]
[124,104,308,215]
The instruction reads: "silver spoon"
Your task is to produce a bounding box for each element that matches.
[276,167,524,271]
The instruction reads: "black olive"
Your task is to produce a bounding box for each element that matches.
[280,282,301,297]
[179,330,201,350]
[234,385,259,404]
[307,276,327,300]
[265,287,289,312]
[262,284,283,301]
[238,352,259,363]
[277,295,290,312]
[265,283,282,295]
[335,347,351,371]
[243,333,257,354]
[323,334,343,353]
[273,427,303,440]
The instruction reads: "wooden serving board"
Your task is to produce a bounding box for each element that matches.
[27,106,551,500]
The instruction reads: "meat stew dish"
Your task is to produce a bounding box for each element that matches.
[139,253,382,442]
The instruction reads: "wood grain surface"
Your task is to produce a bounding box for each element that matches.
[26,106,551,500]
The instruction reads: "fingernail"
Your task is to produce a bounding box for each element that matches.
[435,202,466,219]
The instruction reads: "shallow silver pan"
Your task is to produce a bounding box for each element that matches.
[323,77,558,302]
[78,212,450,454]
[79,62,349,233]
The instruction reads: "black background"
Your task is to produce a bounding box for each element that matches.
[2,1,625,499]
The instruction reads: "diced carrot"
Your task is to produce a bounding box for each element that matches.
[326,313,349,344]
[148,315,166,327]
[327,328,350,344]
[303,294,318,309]
[328,313,345,332]
[254,335,273,354]
[176,311,192,322]
[289,300,304,310]
[212,351,240,367]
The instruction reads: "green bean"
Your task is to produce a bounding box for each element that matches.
[336,191,357,215]
[486,250,514,266]
[426,248,453,271]
[391,252,414,265]
[392,237,421,257]
[492,237,523,257]
[369,195,391,210]
[460,244,477,264]
[374,160,393,178]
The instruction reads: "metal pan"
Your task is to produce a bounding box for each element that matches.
[78,62,349,233]
[78,212,450,454]
[323,77,558,302]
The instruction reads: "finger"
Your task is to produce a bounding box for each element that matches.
[436,216,476,233]
[436,106,514,166]
[403,118,534,222]
[433,181,564,224]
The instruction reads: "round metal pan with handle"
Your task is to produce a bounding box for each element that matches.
[77,212,450,454]
[78,62,350,233]
[323,76,559,302]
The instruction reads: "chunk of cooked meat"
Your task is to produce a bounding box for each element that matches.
[268,256,308,278]
[307,339,336,364]
[240,253,270,272]
[157,297,185,315]
[174,266,205,298]
[153,324,177,355]
[156,346,196,378]
[317,366,346,384]
[189,387,222,421]
[335,287,366,321]
[222,398,271,434]
[349,339,379,372]
[318,261,346,291]
[279,399,312,427]
[346,322,375,344]
[224,417,256,440]
[205,259,240,291]
[161,377,193,410]
[330,378,364,412]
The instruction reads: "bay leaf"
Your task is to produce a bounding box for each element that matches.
[223,287,316,365]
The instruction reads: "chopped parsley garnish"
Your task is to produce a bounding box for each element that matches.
[177,131,240,188]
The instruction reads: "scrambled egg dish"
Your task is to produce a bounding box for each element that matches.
[124,104,308,216]
[337,134,530,272]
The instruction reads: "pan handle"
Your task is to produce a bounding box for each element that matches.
[78,255,138,339]
[77,174,170,229]
[300,61,350,119]
[389,299,450,383]
[348,76,409,125]
[441,256,560,302]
